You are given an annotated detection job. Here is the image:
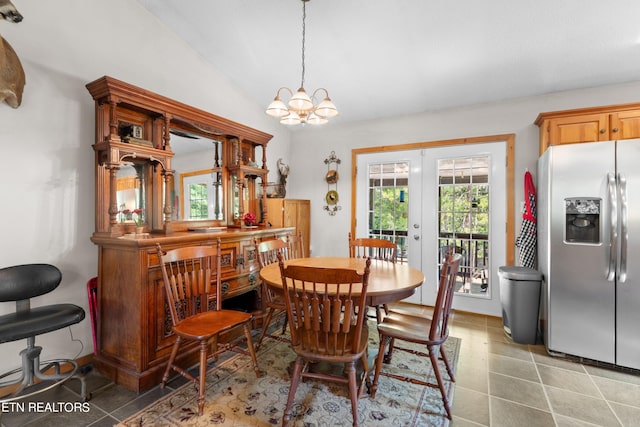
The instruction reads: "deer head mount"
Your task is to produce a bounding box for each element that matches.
[0,0,25,108]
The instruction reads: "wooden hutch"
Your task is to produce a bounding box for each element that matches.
[86,76,293,392]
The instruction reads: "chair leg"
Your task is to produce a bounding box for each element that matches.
[280,312,288,335]
[439,345,456,382]
[375,306,383,324]
[197,340,208,416]
[358,352,372,398]
[345,361,360,427]
[383,337,396,363]
[375,304,390,323]
[283,357,304,426]
[371,334,390,398]
[256,307,275,350]
[429,344,452,420]
[242,324,261,378]
[162,337,181,387]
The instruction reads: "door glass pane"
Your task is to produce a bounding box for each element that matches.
[367,162,409,262]
[438,156,490,297]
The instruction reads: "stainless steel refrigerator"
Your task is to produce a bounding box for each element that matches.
[538,139,640,369]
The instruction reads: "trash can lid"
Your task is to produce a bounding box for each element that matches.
[498,266,543,281]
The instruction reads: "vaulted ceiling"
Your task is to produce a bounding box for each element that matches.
[138,0,640,125]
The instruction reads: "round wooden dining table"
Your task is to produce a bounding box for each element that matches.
[259,257,425,306]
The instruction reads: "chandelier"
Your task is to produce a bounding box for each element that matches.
[265,0,338,125]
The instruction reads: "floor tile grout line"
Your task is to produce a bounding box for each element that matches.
[565,369,625,427]
[484,322,493,427]
[451,416,487,427]
[583,367,640,388]
[489,394,554,417]
[542,381,620,402]
[541,381,626,426]
[487,369,549,388]
[451,385,490,426]
[526,344,559,426]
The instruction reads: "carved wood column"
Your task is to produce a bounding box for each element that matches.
[261,144,268,225]
[107,164,120,231]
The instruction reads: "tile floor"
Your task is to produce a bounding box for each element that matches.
[450,311,640,427]
[2,312,640,426]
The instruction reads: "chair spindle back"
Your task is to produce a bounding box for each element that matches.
[157,241,221,326]
[278,254,372,356]
[348,232,397,263]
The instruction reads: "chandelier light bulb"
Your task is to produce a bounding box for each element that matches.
[288,87,313,112]
[280,111,302,126]
[314,95,339,118]
[306,111,328,125]
[266,95,289,118]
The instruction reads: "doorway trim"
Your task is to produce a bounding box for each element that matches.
[351,133,515,266]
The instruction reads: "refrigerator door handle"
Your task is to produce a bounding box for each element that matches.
[618,173,628,283]
[607,172,617,282]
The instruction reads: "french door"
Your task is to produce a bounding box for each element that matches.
[356,141,507,315]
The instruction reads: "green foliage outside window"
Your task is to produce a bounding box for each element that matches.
[439,184,489,235]
[189,183,208,219]
[370,187,408,232]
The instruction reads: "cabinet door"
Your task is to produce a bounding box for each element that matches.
[549,114,609,145]
[283,199,310,257]
[611,110,640,140]
[265,198,284,228]
[296,200,310,256]
[283,199,299,228]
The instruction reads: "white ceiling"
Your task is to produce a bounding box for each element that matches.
[137,0,640,125]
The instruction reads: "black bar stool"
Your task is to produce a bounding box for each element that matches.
[0,264,87,402]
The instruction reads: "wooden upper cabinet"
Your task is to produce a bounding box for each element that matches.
[548,113,609,146]
[612,110,640,140]
[535,103,640,155]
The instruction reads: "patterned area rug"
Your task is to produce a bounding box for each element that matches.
[118,327,460,427]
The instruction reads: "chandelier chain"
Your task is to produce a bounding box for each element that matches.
[300,0,306,89]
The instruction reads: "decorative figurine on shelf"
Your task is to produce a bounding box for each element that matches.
[277,158,290,198]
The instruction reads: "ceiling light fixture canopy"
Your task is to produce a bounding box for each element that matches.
[266,0,338,126]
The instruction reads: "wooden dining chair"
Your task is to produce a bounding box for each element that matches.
[156,241,260,416]
[255,238,293,349]
[370,251,462,420]
[348,232,397,322]
[286,231,306,258]
[278,254,372,427]
[348,232,397,262]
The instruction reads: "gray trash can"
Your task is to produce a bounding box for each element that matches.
[498,266,543,344]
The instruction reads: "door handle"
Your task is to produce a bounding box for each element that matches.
[619,173,627,283]
[413,235,420,240]
[607,173,617,282]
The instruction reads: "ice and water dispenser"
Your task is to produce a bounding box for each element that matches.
[565,198,600,244]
